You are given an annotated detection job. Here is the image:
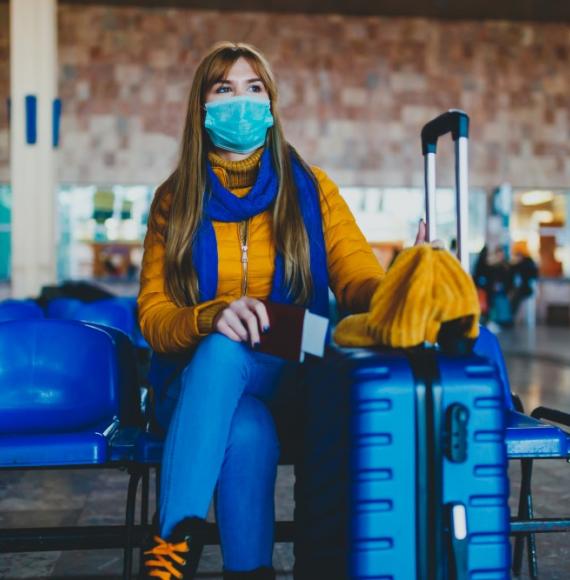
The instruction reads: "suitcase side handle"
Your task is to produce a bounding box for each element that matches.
[421,110,470,272]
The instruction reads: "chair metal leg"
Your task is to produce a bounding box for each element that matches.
[123,466,142,580]
[524,460,538,579]
[512,459,528,576]
[138,467,150,576]
[513,531,525,575]
[513,459,539,579]
[141,468,150,526]
[155,465,161,506]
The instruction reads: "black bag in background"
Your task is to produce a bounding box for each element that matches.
[35,281,115,310]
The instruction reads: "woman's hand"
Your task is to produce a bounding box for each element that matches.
[414,219,445,249]
[213,296,270,347]
[414,219,427,245]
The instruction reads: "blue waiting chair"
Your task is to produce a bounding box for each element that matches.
[75,298,136,336]
[0,319,118,466]
[44,295,149,351]
[72,297,149,350]
[0,318,146,580]
[0,299,44,322]
[71,297,151,433]
[45,296,83,319]
[474,326,570,579]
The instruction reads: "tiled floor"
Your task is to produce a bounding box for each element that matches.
[0,466,295,579]
[1,324,570,579]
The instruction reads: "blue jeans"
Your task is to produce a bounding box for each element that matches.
[153,333,299,571]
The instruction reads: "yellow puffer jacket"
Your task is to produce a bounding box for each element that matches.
[138,150,385,353]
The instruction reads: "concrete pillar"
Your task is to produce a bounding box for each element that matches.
[9,0,58,298]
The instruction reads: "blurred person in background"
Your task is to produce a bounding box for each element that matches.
[508,249,538,321]
[473,246,491,322]
[488,247,513,328]
[474,246,513,329]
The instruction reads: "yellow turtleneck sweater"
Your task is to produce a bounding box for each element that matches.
[138,148,385,353]
[207,148,263,191]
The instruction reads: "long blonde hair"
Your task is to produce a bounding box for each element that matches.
[156,41,318,307]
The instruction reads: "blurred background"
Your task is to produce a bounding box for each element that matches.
[1,2,570,579]
[0,0,569,330]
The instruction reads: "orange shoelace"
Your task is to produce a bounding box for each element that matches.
[144,535,190,580]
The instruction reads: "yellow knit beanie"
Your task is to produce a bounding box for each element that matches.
[333,245,480,348]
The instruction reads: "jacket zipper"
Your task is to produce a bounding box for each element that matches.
[239,219,250,296]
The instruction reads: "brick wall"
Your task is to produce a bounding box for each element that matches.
[0,5,569,188]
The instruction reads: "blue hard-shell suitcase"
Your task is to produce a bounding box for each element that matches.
[294,346,510,580]
[294,112,511,579]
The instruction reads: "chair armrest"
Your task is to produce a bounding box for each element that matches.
[511,392,525,413]
[140,385,150,418]
[531,406,570,429]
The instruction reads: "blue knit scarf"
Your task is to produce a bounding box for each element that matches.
[194,147,329,316]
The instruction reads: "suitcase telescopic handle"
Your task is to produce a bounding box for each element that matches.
[421,110,470,272]
[421,110,469,155]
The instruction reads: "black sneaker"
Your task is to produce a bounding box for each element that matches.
[142,516,206,579]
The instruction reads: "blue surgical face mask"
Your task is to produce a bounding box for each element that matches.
[204,95,274,154]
